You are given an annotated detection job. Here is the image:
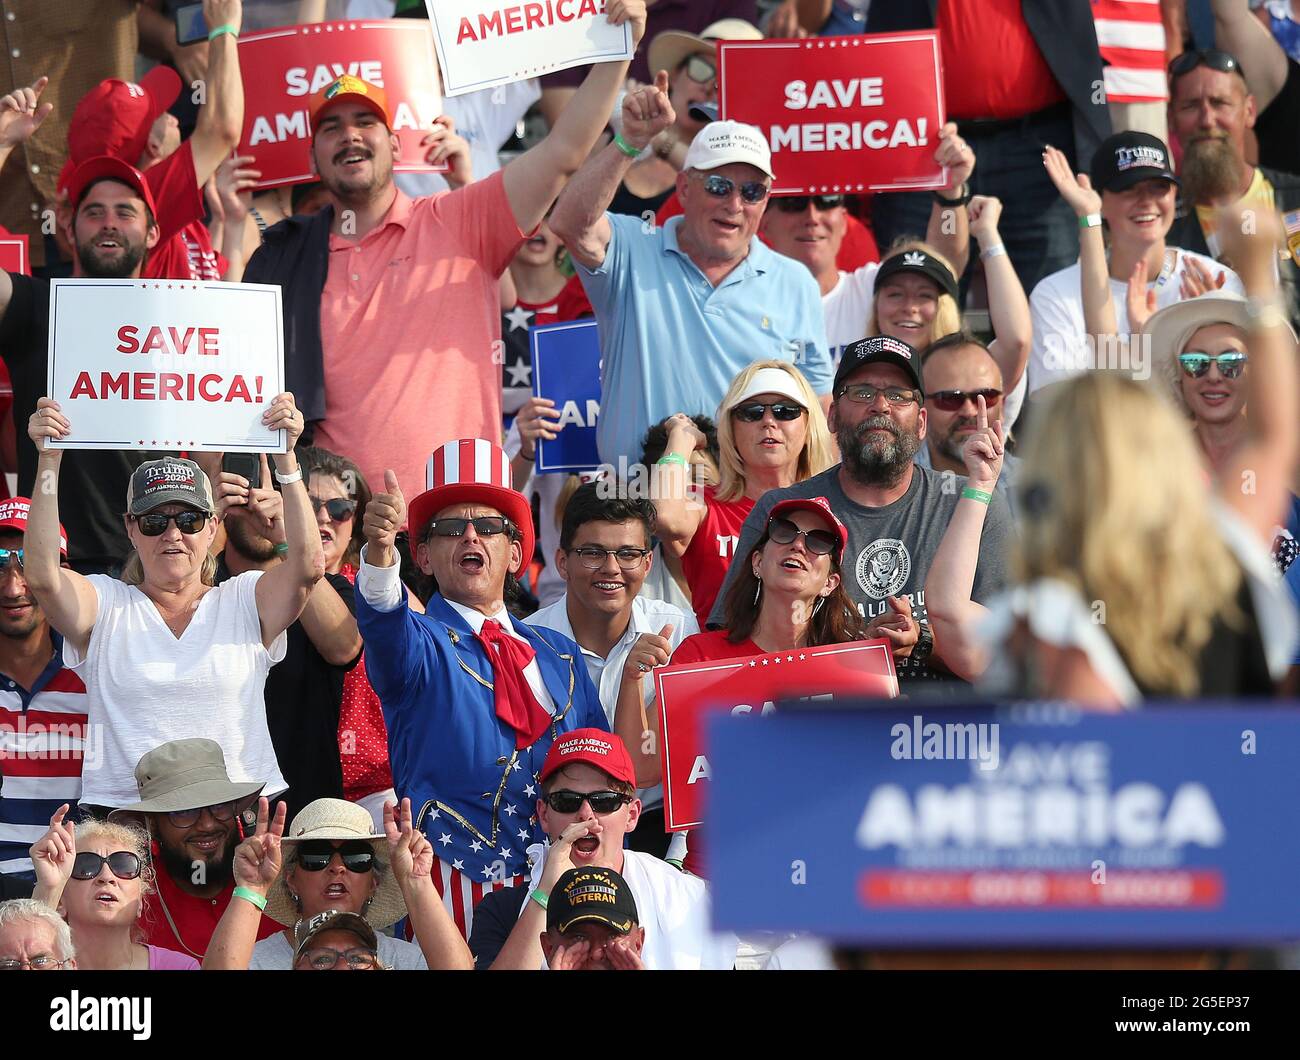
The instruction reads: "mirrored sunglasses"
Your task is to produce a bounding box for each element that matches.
[1178,351,1247,379]
[296,840,376,873]
[700,173,769,205]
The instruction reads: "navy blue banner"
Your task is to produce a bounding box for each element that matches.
[530,318,601,473]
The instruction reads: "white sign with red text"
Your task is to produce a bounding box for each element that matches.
[47,280,286,452]
[425,0,632,96]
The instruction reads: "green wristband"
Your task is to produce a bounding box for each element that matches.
[1078,213,1102,229]
[207,23,238,41]
[273,542,289,557]
[656,452,687,467]
[612,134,643,159]
[961,486,993,505]
[529,888,549,911]
[232,885,267,911]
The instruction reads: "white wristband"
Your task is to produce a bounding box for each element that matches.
[1079,213,1102,229]
[979,243,1007,261]
[274,467,303,485]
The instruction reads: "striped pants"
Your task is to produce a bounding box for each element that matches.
[429,857,526,941]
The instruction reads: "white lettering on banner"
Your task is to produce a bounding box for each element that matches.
[783,78,885,110]
[284,61,385,95]
[686,754,711,784]
[769,119,928,153]
[249,102,431,147]
[555,399,599,428]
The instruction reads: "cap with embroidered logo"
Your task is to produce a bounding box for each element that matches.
[834,334,923,394]
[1090,131,1179,193]
[309,74,392,130]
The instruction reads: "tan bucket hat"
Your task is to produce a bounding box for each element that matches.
[108,739,264,821]
[265,799,407,930]
[646,18,763,82]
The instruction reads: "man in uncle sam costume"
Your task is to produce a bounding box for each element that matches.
[354,438,607,939]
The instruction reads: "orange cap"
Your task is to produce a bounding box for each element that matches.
[308,74,392,130]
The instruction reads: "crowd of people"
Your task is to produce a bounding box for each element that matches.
[1,0,1299,972]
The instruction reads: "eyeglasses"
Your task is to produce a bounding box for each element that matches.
[767,516,838,556]
[134,510,208,536]
[682,54,716,84]
[297,947,378,971]
[166,799,248,829]
[295,840,376,873]
[567,546,651,571]
[311,496,357,522]
[698,173,770,206]
[425,516,512,540]
[732,402,806,422]
[0,955,72,971]
[926,388,1004,412]
[1178,351,1248,378]
[772,195,846,213]
[544,790,631,815]
[1169,48,1245,80]
[837,384,921,406]
[71,851,142,881]
[0,548,23,569]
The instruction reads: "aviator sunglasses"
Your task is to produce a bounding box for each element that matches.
[1178,351,1247,379]
[926,388,1004,412]
[699,173,770,205]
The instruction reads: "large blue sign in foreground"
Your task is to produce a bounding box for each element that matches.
[707,704,1300,946]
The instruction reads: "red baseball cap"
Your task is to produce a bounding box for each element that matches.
[540,729,637,789]
[0,497,68,557]
[59,68,182,194]
[767,496,849,561]
[65,155,159,219]
[308,74,392,131]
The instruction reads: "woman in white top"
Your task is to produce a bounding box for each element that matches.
[23,392,321,808]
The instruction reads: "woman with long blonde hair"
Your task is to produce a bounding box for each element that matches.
[653,360,834,626]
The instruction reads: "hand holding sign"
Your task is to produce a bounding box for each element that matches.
[621,70,675,151]
[364,469,407,568]
[0,76,53,149]
[934,122,974,194]
[606,0,648,49]
[515,395,563,460]
[421,115,473,189]
[29,397,70,461]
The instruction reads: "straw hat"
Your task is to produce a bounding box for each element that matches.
[646,18,763,81]
[265,799,407,930]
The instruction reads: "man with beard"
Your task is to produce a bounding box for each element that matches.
[1166,48,1300,333]
[0,144,166,572]
[110,739,279,960]
[0,500,87,879]
[212,453,362,819]
[917,333,1021,519]
[709,336,1014,686]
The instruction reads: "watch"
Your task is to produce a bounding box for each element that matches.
[910,624,934,666]
[932,183,972,208]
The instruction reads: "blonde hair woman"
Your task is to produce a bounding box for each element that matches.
[654,360,833,627]
[29,805,198,969]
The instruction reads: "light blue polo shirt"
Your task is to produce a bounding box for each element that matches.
[578,213,833,464]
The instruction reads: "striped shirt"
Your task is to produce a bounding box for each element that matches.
[1093,0,1169,104]
[0,633,88,876]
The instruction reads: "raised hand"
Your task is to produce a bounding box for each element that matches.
[232,797,286,894]
[934,122,975,193]
[621,70,676,151]
[664,413,707,452]
[28,397,70,455]
[622,624,674,682]
[1126,258,1158,333]
[606,0,648,49]
[0,77,52,148]
[213,153,260,224]
[1042,145,1101,218]
[967,196,1002,243]
[961,394,1005,491]
[1178,255,1228,301]
[363,470,406,565]
[383,797,434,886]
[764,1,810,38]
[539,819,597,892]
[261,392,304,451]
[516,396,564,460]
[29,803,77,896]
[421,115,472,189]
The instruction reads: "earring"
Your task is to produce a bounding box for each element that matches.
[811,596,825,617]
[753,576,762,606]
[288,891,299,905]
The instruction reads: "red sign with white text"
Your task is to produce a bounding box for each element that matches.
[655,641,898,831]
[0,234,30,275]
[237,21,444,189]
[719,33,946,195]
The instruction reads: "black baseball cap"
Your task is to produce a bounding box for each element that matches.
[834,335,923,394]
[874,247,960,302]
[546,867,639,936]
[1089,131,1179,193]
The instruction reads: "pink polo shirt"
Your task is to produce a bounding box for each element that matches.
[316,172,526,494]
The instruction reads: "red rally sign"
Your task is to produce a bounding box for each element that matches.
[655,641,898,832]
[237,20,445,189]
[0,231,30,275]
[719,32,947,195]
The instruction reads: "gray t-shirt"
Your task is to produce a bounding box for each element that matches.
[707,463,1014,683]
[248,929,428,970]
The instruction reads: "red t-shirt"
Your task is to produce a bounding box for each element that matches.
[141,866,280,960]
[141,141,226,280]
[667,630,763,878]
[681,488,754,629]
[937,0,1065,119]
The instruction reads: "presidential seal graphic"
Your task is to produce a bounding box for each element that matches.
[856,539,911,599]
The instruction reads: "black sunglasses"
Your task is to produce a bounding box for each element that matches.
[772,195,845,213]
[310,496,357,522]
[544,790,631,815]
[134,510,208,536]
[926,388,1004,412]
[166,799,248,829]
[1178,351,1248,378]
[1169,48,1245,80]
[767,516,838,556]
[296,840,376,873]
[425,516,512,540]
[71,851,142,881]
[732,402,806,422]
[0,547,23,569]
[699,173,769,205]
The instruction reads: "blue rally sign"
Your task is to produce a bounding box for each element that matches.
[530,319,601,473]
[707,703,1300,945]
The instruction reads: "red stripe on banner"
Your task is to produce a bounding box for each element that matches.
[859,869,1225,908]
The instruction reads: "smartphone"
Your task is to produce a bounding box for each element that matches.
[222,452,262,490]
[174,3,208,47]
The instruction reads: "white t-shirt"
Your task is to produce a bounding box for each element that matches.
[248,928,428,970]
[1026,250,1244,395]
[64,572,289,807]
[822,263,879,361]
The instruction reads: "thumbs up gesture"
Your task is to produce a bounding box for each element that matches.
[364,468,407,567]
[621,69,677,152]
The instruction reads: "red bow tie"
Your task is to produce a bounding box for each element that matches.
[476,619,552,749]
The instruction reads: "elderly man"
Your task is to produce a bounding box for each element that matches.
[356,440,607,940]
[244,1,648,499]
[551,80,832,465]
[1165,47,1300,333]
[0,898,75,969]
[542,866,645,971]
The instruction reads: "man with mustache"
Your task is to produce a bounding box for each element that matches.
[709,336,1014,687]
[1165,48,1300,333]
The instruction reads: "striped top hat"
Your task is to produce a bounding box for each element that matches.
[407,438,535,576]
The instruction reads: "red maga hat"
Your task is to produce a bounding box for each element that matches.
[0,497,68,557]
[65,155,158,218]
[767,496,849,561]
[540,730,637,789]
